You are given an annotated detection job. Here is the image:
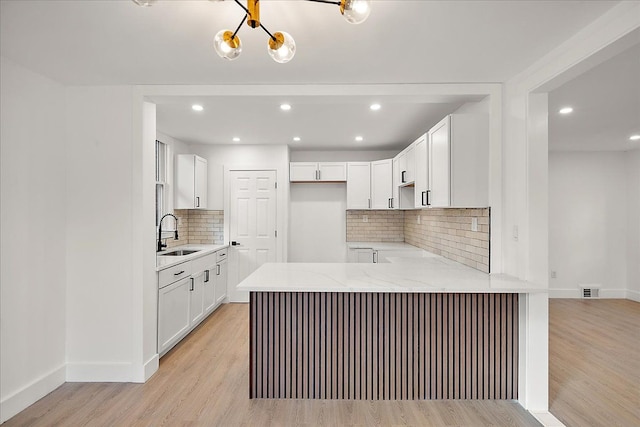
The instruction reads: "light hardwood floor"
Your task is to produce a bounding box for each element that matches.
[5,303,540,426]
[549,299,640,427]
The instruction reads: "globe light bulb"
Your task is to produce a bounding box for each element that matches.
[268,32,296,64]
[213,30,242,60]
[340,0,371,24]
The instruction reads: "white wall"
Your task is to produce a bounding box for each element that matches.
[0,57,67,423]
[65,86,137,381]
[290,150,399,162]
[289,184,348,262]
[188,144,290,261]
[549,151,628,297]
[453,97,490,114]
[626,149,640,301]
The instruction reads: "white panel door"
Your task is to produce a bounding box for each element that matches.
[203,265,216,314]
[346,162,371,209]
[228,170,277,302]
[158,277,191,354]
[429,116,451,207]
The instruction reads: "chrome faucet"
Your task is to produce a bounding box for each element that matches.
[158,213,179,252]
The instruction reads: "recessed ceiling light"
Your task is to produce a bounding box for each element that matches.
[192,104,204,112]
[355,136,364,142]
[370,103,381,111]
[293,137,301,142]
[630,134,640,141]
[280,104,292,111]
[559,107,573,114]
[232,137,240,142]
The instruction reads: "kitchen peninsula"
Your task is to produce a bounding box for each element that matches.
[237,255,547,402]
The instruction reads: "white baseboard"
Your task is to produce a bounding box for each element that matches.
[530,411,566,427]
[144,354,159,381]
[627,289,640,302]
[66,362,133,382]
[0,364,66,423]
[549,288,628,299]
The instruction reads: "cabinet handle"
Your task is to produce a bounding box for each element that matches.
[388,198,391,209]
[217,264,221,275]
[401,171,406,183]
[317,170,321,180]
[373,251,378,263]
[426,190,431,206]
[391,198,394,209]
[422,191,427,206]
[196,196,200,207]
[368,198,371,209]
[205,270,209,283]
[190,278,194,291]
[174,270,185,276]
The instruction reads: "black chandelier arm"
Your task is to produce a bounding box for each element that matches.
[259,22,277,41]
[233,0,250,14]
[305,0,341,5]
[232,14,247,39]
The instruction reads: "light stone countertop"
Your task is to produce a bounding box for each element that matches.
[347,242,424,251]
[156,244,229,271]
[237,254,546,294]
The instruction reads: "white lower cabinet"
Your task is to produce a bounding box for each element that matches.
[189,272,205,325]
[158,247,229,356]
[214,258,228,306]
[158,276,192,355]
[203,267,216,314]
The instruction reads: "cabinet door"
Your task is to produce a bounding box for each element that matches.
[318,162,347,181]
[158,277,191,354]
[194,156,207,209]
[347,162,371,209]
[371,159,393,209]
[352,248,374,263]
[414,135,429,208]
[203,266,216,314]
[290,163,318,182]
[404,144,416,184]
[429,116,451,207]
[396,151,407,185]
[215,260,228,305]
[189,273,205,326]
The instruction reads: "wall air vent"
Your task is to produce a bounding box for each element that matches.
[580,286,600,298]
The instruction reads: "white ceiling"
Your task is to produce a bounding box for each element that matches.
[549,43,640,152]
[0,0,624,152]
[0,0,617,86]
[152,94,478,150]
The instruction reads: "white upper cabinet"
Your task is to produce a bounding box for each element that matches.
[396,144,416,186]
[413,134,429,207]
[175,154,208,209]
[347,162,371,209]
[290,162,346,182]
[424,114,489,208]
[371,159,394,209]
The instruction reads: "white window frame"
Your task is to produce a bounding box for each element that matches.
[155,140,169,227]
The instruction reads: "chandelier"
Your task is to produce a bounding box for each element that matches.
[132,0,371,64]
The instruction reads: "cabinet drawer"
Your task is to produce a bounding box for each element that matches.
[216,249,228,262]
[158,261,192,289]
[191,252,216,273]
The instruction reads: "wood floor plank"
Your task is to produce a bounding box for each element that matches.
[549,299,640,427]
[5,303,540,427]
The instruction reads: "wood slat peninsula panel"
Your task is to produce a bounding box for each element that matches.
[250,292,518,400]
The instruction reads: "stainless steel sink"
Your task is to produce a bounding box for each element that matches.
[158,249,200,257]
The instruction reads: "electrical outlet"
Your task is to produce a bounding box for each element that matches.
[471,217,478,232]
[417,215,421,225]
[551,271,557,279]
[363,215,368,223]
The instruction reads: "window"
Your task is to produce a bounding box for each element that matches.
[156,140,168,226]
